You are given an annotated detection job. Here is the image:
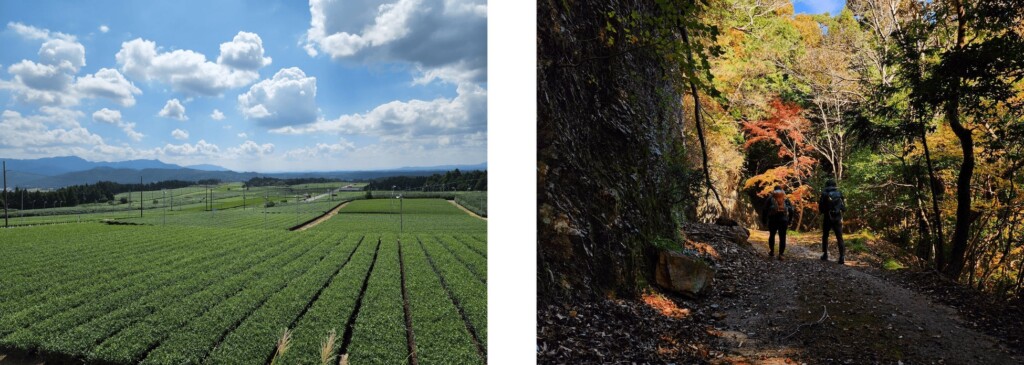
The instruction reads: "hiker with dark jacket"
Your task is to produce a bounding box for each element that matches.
[819,179,847,264]
[761,185,796,260]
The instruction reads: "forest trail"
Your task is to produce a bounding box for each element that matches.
[709,230,1021,364]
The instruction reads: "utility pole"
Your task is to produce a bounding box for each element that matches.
[400,194,403,234]
[163,190,166,225]
[3,160,8,228]
[140,176,143,217]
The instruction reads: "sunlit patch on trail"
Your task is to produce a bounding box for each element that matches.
[642,292,691,318]
[684,240,721,260]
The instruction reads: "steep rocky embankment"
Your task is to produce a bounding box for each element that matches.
[538,0,688,299]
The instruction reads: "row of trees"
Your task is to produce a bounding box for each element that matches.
[243,177,339,188]
[0,180,194,211]
[698,0,1024,298]
[364,169,487,191]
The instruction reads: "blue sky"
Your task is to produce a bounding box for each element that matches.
[0,0,487,172]
[793,0,846,15]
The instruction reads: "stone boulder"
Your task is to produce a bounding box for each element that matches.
[715,216,750,245]
[655,250,715,297]
[730,225,751,245]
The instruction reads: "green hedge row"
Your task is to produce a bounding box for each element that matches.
[346,234,409,364]
[405,234,481,364]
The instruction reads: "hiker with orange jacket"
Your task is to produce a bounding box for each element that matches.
[819,179,847,264]
[761,185,796,260]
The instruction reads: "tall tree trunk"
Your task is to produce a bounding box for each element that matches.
[945,0,972,278]
[920,121,946,269]
[681,24,725,213]
[910,155,933,261]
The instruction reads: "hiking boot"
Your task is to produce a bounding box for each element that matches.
[820,253,828,261]
[777,254,785,261]
[837,256,845,265]
[768,251,774,258]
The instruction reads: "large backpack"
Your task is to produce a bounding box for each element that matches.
[769,190,789,221]
[825,190,844,222]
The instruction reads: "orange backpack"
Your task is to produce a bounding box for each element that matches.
[770,190,788,218]
[770,190,786,214]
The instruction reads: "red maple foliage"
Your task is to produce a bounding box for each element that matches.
[741,99,819,220]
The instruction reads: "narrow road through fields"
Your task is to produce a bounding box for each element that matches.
[448,200,486,221]
[293,201,350,231]
[709,230,1021,364]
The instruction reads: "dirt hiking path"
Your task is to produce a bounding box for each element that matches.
[709,230,1021,364]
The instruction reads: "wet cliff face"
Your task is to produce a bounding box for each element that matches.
[537,0,687,300]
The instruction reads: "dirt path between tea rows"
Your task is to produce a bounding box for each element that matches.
[448,200,486,221]
[293,201,350,231]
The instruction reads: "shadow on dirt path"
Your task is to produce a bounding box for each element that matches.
[708,230,1021,364]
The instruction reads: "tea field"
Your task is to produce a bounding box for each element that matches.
[0,193,486,364]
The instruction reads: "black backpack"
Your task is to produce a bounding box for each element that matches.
[825,190,844,222]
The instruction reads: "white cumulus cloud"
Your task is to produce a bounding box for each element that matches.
[92,108,143,142]
[115,31,271,96]
[229,140,275,156]
[217,31,273,70]
[284,138,355,158]
[0,107,103,148]
[211,108,226,120]
[303,0,487,84]
[7,22,76,42]
[0,23,108,107]
[171,128,189,140]
[161,139,219,156]
[158,98,188,120]
[75,68,142,107]
[8,60,72,91]
[238,67,317,127]
[99,25,109,33]
[271,83,485,147]
[38,38,85,72]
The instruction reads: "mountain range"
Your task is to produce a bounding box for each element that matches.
[1,156,486,189]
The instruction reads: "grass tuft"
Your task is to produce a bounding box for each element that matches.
[320,329,337,365]
[270,328,292,365]
[883,258,905,270]
[847,237,869,254]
